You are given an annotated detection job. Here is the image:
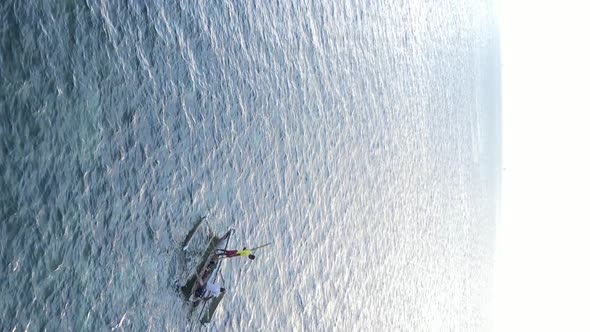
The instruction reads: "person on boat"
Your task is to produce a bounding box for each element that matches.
[195,281,226,301]
[216,247,256,260]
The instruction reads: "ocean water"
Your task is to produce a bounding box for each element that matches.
[0,0,501,331]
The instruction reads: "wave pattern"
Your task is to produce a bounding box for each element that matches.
[0,0,500,330]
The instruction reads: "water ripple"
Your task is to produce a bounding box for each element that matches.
[1,0,500,330]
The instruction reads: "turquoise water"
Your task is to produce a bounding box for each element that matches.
[1,0,501,330]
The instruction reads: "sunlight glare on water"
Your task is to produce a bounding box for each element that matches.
[0,0,500,330]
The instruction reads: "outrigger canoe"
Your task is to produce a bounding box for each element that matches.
[180,229,233,324]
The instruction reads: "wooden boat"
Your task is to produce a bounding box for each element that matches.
[180,229,233,324]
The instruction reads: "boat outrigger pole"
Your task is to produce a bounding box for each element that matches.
[251,242,272,252]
